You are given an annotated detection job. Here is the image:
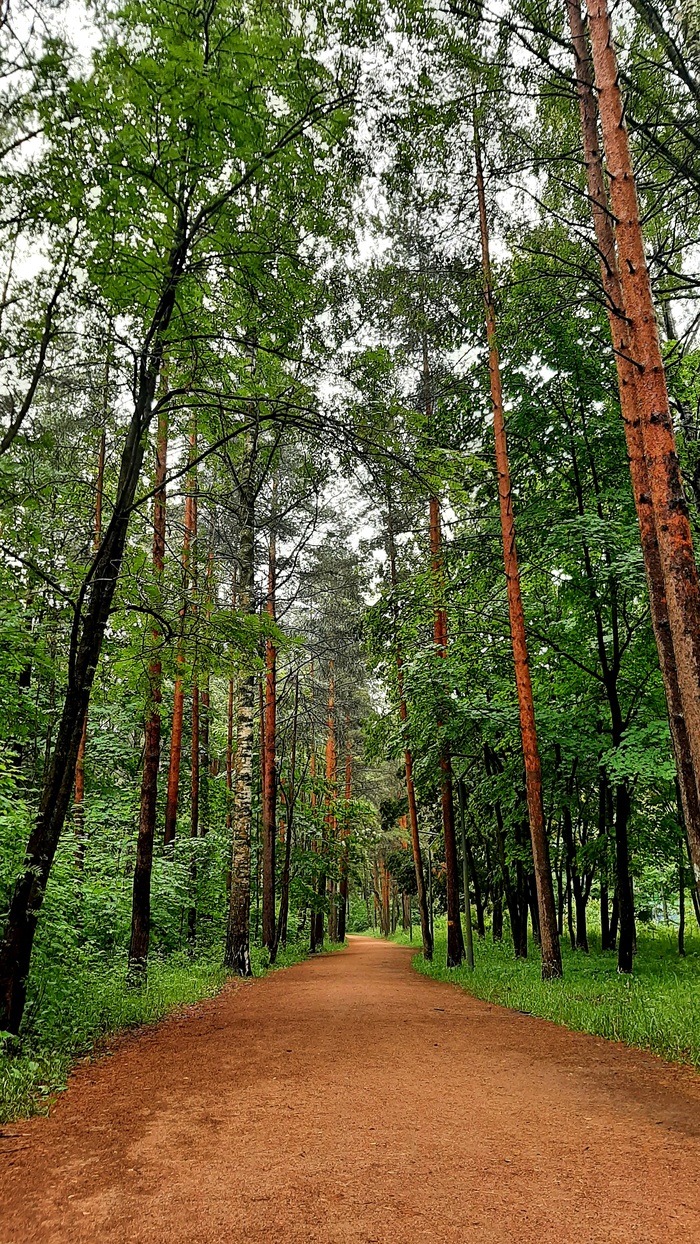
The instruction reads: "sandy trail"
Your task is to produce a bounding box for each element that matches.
[1,935,700,1243]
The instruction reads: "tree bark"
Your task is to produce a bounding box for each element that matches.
[164,433,196,846]
[387,494,433,960]
[589,0,700,904]
[614,782,635,973]
[457,778,475,970]
[474,121,562,980]
[324,663,338,941]
[128,383,168,977]
[224,429,256,977]
[492,891,503,941]
[337,721,352,943]
[485,744,524,957]
[261,480,277,952]
[74,425,106,860]
[568,0,700,910]
[423,335,464,969]
[274,674,299,959]
[309,708,323,953]
[679,842,686,957]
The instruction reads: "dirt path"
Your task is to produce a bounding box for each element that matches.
[2,937,700,1243]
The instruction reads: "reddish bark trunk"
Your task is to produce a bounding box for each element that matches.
[129,384,168,974]
[578,0,700,901]
[474,123,562,979]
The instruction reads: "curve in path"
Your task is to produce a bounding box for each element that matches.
[2,936,700,1243]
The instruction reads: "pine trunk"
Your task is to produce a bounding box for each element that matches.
[568,0,700,908]
[474,124,562,980]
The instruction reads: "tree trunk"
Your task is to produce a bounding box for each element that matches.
[457,778,475,970]
[387,493,433,960]
[74,426,106,861]
[528,874,541,946]
[600,878,610,948]
[492,891,503,942]
[190,447,199,846]
[274,675,299,959]
[381,858,390,938]
[337,723,351,943]
[309,724,323,953]
[486,745,523,957]
[189,449,200,945]
[261,484,277,952]
[557,748,589,952]
[474,118,562,980]
[129,386,168,977]
[164,434,196,846]
[466,838,486,938]
[679,843,686,956]
[427,491,463,968]
[224,430,255,977]
[566,863,576,951]
[421,324,464,969]
[200,545,214,835]
[324,663,337,941]
[614,783,636,973]
[225,571,236,858]
[609,889,619,949]
[574,889,589,954]
[568,0,700,909]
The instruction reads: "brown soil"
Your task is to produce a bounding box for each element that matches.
[2,936,700,1243]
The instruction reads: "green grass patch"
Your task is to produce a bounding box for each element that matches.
[369,920,700,1070]
[0,938,335,1125]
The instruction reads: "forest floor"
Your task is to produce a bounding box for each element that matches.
[2,936,700,1243]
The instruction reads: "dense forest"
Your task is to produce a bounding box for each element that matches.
[2,0,700,1092]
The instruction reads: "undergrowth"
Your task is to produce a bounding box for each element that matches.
[367,919,700,1070]
[0,939,323,1124]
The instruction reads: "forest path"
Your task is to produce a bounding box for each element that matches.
[2,936,700,1243]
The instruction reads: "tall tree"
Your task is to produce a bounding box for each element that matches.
[473,117,562,979]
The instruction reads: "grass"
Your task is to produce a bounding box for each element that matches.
[0,938,332,1125]
[370,919,700,1071]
